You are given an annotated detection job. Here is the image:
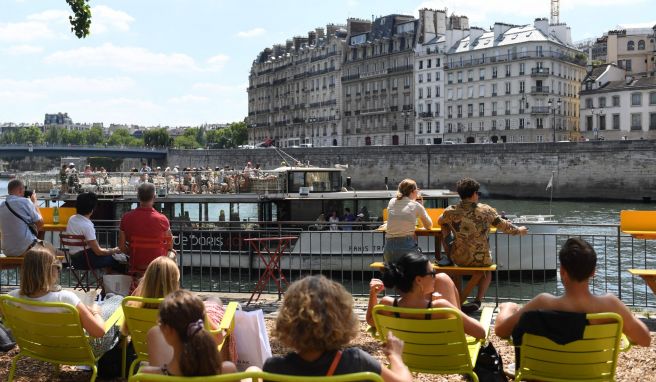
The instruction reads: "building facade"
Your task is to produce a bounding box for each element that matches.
[580,64,656,140]
[444,18,586,144]
[591,27,656,76]
[247,25,347,148]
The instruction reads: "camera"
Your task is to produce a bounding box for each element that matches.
[24,190,34,198]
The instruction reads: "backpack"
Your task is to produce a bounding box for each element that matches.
[473,342,507,382]
[0,322,16,352]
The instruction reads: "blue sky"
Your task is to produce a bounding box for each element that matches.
[1,0,654,127]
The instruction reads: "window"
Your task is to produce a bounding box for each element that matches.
[427,59,432,68]
[479,103,485,116]
[457,71,463,83]
[519,118,525,129]
[479,68,485,80]
[598,97,606,108]
[631,92,642,106]
[612,95,620,107]
[519,63,525,75]
[427,73,431,82]
[650,113,656,130]
[492,83,497,96]
[479,85,485,97]
[418,88,423,99]
[650,92,656,105]
[447,106,453,118]
[448,73,454,84]
[468,104,473,117]
[536,135,543,142]
[627,41,635,51]
[536,118,543,129]
[418,122,423,134]
[492,67,498,78]
[418,74,423,83]
[492,101,497,116]
[519,81,525,93]
[625,59,632,72]
[613,114,620,130]
[427,122,432,133]
[467,86,474,98]
[505,82,511,95]
[505,119,511,129]
[457,105,462,118]
[457,88,463,99]
[505,64,511,77]
[467,70,473,82]
[599,114,606,130]
[631,113,642,130]
[447,89,453,100]
[491,120,497,130]
[585,98,593,108]
[586,116,593,131]
[638,40,645,50]
[419,60,423,69]
[505,100,510,115]
[427,87,432,98]
[435,86,440,97]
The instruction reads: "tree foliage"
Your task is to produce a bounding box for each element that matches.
[143,128,172,147]
[66,0,92,38]
[206,122,248,148]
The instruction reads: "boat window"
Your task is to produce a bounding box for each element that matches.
[357,199,389,222]
[288,172,305,192]
[307,172,331,192]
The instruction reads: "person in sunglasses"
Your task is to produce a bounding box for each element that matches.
[366,252,485,339]
[439,177,528,313]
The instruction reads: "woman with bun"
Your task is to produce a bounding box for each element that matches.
[383,179,431,263]
[366,252,485,339]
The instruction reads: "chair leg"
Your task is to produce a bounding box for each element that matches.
[468,371,480,382]
[8,354,23,381]
[89,364,98,382]
[128,357,141,376]
[121,336,127,379]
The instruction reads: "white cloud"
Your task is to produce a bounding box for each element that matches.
[4,44,43,55]
[168,95,210,104]
[0,20,55,42]
[44,43,200,73]
[47,97,164,125]
[26,9,70,22]
[617,21,656,29]
[206,54,230,70]
[192,82,247,93]
[0,76,136,102]
[237,27,266,38]
[92,5,135,34]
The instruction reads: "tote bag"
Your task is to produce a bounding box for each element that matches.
[233,309,272,371]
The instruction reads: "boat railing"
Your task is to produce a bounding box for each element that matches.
[3,220,653,309]
[16,169,288,196]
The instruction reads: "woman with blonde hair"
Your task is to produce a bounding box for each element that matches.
[264,275,412,381]
[140,290,238,376]
[8,245,122,356]
[383,178,432,263]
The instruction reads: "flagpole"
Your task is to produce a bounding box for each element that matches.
[549,170,554,215]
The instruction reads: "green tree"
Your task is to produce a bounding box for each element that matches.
[144,128,172,147]
[173,135,201,149]
[23,125,45,144]
[84,126,105,145]
[107,128,139,146]
[66,0,92,38]
[45,126,65,145]
[228,122,248,146]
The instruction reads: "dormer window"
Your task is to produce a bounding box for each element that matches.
[627,41,635,51]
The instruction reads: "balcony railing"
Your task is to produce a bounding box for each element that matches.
[531,67,550,77]
[530,86,550,94]
[531,106,551,114]
[419,112,434,118]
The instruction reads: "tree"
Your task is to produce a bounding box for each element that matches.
[173,135,201,149]
[66,0,92,38]
[84,126,105,145]
[107,128,140,146]
[144,128,172,147]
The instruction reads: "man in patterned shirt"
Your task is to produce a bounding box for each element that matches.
[439,178,528,312]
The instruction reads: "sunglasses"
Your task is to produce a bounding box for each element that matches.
[422,271,437,278]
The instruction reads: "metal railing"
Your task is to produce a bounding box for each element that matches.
[2,221,653,308]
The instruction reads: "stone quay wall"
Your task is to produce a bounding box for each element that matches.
[168,140,656,201]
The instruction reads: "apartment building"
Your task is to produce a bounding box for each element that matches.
[444,18,586,143]
[580,63,656,140]
[591,27,656,76]
[247,25,346,148]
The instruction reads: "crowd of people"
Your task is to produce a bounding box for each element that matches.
[0,176,651,379]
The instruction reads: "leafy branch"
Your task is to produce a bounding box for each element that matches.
[66,0,92,38]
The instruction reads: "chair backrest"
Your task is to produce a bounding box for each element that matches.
[515,312,624,382]
[129,371,384,382]
[59,207,77,225]
[39,207,54,224]
[60,233,88,248]
[372,305,476,376]
[0,294,96,364]
[122,296,163,366]
[128,236,173,272]
[620,210,656,233]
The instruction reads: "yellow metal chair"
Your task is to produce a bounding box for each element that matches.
[620,210,656,239]
[0,294,123,382]
[122,296,240,377]
[129,370,383,381]
[372,304,493,382]
[513,312,630,382]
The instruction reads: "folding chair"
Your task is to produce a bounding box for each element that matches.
[512,311,631,381]
[0,294,123,382]
[372,305,493,382]
[129,371,384,381]
[60,233,103,292]
[127,235,173,292]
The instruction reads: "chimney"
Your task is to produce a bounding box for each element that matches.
[469,26,484,41]
[316,27,325,40]
[534,17,549,35]
[308,31,316,46]
[493,22,513,40]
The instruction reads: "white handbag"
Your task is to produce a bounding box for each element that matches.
[233,309,272,370]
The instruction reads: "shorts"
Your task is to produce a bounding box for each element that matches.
[383,236,419,263]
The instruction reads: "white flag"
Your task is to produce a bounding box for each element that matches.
[546,174,553,191]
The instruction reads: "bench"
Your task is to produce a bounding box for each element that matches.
[620,210,656,240]
[628,269,656,296]
[370,262,497,304]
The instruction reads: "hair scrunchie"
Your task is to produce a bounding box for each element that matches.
[186,318,204,338]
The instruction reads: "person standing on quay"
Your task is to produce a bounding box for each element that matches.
[383,179,431,263]
[439,177,527,313]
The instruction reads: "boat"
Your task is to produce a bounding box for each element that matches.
[18,164,558,275]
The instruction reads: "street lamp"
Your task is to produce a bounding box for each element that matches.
[401,110,411,145]
[547,98,561,143]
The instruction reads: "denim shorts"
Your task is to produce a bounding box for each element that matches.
[383,236,418,263]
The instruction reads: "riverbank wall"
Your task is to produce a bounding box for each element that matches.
[168,140,656,202]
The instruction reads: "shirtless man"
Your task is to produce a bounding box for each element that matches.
[495,237,650,347]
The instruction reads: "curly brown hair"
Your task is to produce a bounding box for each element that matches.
[274,275,358,353]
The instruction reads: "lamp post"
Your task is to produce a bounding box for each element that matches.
[401,110,410,145]
[547,98,561,143]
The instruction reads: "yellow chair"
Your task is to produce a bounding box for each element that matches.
[0,294,123,382]
[129,371,383,381]
[620,210,656,239]
[122,297,240,377]
[513,312,630,382]
[381,208,445,229]
[372,304,493,382]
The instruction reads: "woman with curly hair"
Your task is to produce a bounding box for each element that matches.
[366,252,485,339]
[264,275,412,381]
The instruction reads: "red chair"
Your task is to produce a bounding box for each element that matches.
[60,233,103,292]
[127,235,173,292]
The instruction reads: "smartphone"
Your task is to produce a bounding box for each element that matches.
[24,190,34,198]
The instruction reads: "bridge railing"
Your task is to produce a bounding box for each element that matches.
[17,169,287,196]
[2,220,651,308]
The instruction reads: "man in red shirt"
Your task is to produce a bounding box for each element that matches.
[118,183,175,270]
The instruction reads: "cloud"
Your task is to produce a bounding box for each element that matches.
[206,54,230,70]
[26,9,70,22]
[237,27,266,38]
[92,5,135,34]
[0,76,136,102]
[192,82,247,93]
[168,95,210,104]
[617,21,656,29]
[0,20,56,43]
[4,44,43,55]
[46,97,164,125]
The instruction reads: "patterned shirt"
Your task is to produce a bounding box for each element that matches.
[438,201,521,266]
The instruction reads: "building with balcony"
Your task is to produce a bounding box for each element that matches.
[580,63,656,140]
[589,26,656,76]
[247,24,347,148]
[443,18,586,143]
[413,9,470,145]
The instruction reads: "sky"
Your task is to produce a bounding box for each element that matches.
[1,0,655,127]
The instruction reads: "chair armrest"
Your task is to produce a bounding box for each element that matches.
[104,306,124,333]
[218,302,240,335]
[620,334,633,352]
[479,307,494,339]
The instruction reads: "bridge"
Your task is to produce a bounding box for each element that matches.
[0,145,167,159]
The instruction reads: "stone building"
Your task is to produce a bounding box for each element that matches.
[414,9,470,145]
[591,27,656,76]
[444,18,586,143]
[247,24,347,148]
[580,63,656,140]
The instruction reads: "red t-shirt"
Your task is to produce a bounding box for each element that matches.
[120,207,170,266]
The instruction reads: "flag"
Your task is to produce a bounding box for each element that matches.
[546,174,553,191]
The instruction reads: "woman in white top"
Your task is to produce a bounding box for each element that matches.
[383,179,432,263]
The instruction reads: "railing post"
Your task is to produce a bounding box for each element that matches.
[617,226,622,300]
